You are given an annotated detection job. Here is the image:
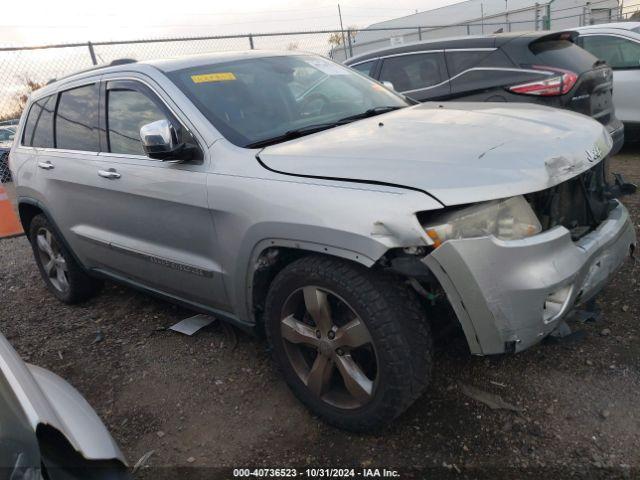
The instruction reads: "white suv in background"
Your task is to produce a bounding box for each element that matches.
[573,22,640,141]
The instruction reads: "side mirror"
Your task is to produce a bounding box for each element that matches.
[140,119,187,161]
[382,81,395,91]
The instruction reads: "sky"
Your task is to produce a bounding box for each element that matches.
[0,0,466,46]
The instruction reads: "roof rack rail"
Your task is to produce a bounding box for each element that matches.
[45,58,138,85]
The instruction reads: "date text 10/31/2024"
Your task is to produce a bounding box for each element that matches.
[233,468,401,478]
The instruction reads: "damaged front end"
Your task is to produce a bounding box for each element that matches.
[412,159,637,355]
[527,158,637,241]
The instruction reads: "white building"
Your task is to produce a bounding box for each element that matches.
[332,0,621,60]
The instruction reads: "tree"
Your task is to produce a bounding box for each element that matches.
[328,26,358,47]
[287,41,299,51]
[0,78,45,122]
[631,9,640,20]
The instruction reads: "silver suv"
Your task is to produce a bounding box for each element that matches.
[9,52,637,431]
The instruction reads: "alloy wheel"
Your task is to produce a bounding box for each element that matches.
[35,227,69,293]
[280,286,378,409]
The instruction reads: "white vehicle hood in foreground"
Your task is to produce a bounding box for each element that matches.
[259,102,612,206]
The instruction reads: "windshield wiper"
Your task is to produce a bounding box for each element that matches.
[245,106,405,149]
[246,123,340,149]
[335,105,404,124]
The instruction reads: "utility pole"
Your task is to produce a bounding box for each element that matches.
[481,2,485,33]
[505,0,509,31]
[338,3,348,59]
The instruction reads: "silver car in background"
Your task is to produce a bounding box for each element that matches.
[9,52,637,431]
[572,22,640,141]
[0,333,128,479]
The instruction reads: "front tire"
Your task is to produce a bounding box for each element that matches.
[264,255,432,432]
[29,214,102,304]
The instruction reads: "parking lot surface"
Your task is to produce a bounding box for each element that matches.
[1,147,639,479]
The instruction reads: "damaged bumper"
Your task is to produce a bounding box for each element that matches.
[424,201,636,355]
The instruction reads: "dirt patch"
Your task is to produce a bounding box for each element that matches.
[1,146,639,478]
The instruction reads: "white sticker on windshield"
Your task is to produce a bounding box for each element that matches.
[305,58,349,75]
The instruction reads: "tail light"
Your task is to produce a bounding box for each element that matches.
[507,66,578,96]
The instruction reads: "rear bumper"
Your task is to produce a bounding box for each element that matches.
[424,201,636,355]
[606,117,625,156]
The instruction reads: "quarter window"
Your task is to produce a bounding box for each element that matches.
[22,95,55,148]
[580,35,640,69]
[379,53,445,92]
[351,60,375,77]
[107,89,167,155]
[55,84,100,151]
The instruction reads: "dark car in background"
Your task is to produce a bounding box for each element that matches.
[345,31,624,155]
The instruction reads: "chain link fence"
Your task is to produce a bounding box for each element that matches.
[0,0,637,188]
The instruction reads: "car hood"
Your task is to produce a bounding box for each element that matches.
[258,102,612,206]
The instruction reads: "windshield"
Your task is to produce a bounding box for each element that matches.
[167,55,408,148]
[0,127,15,143]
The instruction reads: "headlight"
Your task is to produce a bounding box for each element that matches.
[423,195,541,247]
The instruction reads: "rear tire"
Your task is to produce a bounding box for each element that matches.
[264,255,432,432]
[29,214,102,304]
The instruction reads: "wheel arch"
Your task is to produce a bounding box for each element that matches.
[17,197,89,275]
[17,198,44,240]
[240,235,389,332]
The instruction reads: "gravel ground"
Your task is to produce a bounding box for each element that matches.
[1,146,639,479]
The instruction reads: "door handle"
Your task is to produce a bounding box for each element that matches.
[98,169,121,179]
[37,161,54,170]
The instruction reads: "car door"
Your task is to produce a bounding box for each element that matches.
[86,77,229,310]
[377,52,450,101]
[32,79,112,267]
[577,34,640,125]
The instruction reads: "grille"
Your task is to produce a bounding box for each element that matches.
[0,149,11,183]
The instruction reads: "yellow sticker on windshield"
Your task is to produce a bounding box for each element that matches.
[191,72,236,83]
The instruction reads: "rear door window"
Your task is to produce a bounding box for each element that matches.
[379,53,445,92]
[22,95,55,148]
[351,60,376,77]
[55,84,100,151]
[580,35,640,69]
[107,89,167,155]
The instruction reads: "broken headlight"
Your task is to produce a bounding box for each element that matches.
[423,195,542,248]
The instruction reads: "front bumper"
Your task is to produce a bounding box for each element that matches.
[424,201,636,355]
